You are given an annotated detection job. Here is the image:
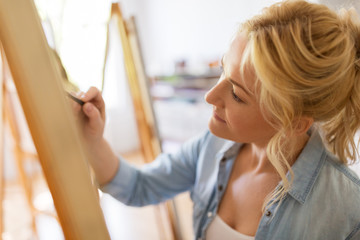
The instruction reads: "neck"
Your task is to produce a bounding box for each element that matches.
[244,132,310,173]
[242,143,272,173]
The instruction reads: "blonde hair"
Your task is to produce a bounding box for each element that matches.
[240,0,360,211]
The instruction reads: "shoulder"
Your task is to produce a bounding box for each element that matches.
[309,152,360,236]
[320,153,360,199]
[181,129,233,155]
[279,151,360,239]
[310,150,360,209]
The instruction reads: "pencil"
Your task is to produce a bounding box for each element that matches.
[66,92,85,106]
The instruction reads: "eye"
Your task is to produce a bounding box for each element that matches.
[231,89,244,103]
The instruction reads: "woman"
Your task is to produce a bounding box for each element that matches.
[75,0,360,239]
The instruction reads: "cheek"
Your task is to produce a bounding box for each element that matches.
[227,109,270,133]
[227,111,253,131]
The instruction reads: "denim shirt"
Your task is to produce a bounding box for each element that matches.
[101,129,360,239]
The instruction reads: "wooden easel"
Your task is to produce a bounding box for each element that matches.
[111,4,182,240]
[0,39,4,239]
[0,0,110,239]
[0,0,183,239]
[1,45,62,238]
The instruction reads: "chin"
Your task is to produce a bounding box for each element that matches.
[208,124,229,140]
[208,125,247,143]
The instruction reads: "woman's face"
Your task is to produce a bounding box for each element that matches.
[205,33,277,147]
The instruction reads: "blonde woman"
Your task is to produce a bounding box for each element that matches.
[75,0,360,239]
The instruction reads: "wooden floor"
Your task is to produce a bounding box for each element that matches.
[2,151,194,240]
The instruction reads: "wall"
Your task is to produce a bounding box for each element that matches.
[122,0,284,76]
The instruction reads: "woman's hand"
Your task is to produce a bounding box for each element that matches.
[72,86,119,185]
[75,87,106,145]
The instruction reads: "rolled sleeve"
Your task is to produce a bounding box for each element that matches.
[99,130,211,207]
[100,156,138,204]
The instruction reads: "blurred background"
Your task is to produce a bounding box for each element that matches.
[2,0,360,239]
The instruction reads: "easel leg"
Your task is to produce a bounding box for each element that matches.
[0,43,5,240]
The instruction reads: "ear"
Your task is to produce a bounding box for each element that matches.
[293,116,314,136]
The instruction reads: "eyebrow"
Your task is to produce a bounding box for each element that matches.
[221,56,252,97]
[229,79,252,96]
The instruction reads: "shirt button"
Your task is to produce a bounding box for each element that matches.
[218,185,223,191]
[207,212,213,218]
[265,210,272,217]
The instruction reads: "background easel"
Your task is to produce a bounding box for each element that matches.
[111,3,182,240]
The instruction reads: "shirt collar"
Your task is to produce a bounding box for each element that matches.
[216,139,242,160]
[287,128,327,204]
[213,129,327,204]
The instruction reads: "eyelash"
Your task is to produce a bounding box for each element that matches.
[220,65,244,103]
[231,89,244,103]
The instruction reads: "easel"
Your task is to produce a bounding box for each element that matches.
[0,0,183,239]
[111,4,182,240]
[0,37,4,239]
[1,44,63,238]
[0,0,110,239]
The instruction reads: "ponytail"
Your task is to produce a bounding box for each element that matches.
[322,7,360,164]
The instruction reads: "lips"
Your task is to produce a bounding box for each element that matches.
[213,111,226,123]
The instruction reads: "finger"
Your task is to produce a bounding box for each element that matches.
[82,102,103,131]
[81,87,105,120]
[80,87,102,103]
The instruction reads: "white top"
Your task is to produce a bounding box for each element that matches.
[206,215,255,240]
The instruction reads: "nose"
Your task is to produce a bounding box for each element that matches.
[205,78,225,108]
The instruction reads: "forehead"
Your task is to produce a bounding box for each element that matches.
[224,33,248,65]
[223,33,257,92]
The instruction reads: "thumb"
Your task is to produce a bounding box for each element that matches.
[83,102,103,130]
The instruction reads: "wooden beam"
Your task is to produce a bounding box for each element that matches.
[0,41,4,240]
[0,0,110,239]
[111,4,182,240]
[112,4,157,162]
